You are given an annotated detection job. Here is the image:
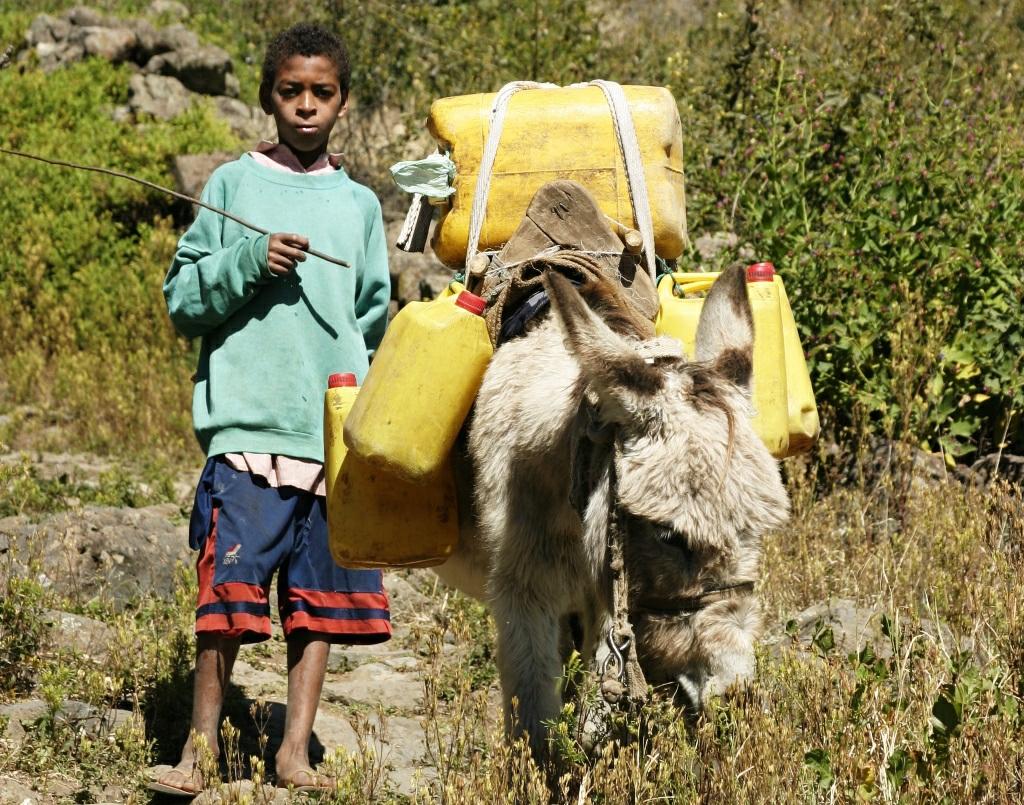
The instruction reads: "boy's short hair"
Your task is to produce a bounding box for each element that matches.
[260,23,350,100]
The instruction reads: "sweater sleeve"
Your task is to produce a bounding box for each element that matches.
[163,169,272,339]
[354,196,392,359]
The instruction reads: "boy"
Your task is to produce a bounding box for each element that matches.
[152,23,391,796]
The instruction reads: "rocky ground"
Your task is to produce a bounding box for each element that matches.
[3,449,1011,802]
[3,9,1020,799]
[0,451,468,802]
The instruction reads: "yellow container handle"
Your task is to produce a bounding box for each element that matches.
[662,271,721,297]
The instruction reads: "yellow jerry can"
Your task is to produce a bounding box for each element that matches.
[655,265,819,458]
[775,278,821,453]
[343,290,493,481]
[324,373,458,569]
[427,84,686,267]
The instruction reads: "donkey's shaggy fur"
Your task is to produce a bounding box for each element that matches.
[435,265,789,754]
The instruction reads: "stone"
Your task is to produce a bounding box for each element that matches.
[767,598,894,660]
[110,104,132,124]
[230,658,288,694]
[387,221,453,306]
[57,703,137,739]
[382,571,433,619]
[310,707,359,754]
[145,45,237,97]
[64,6,109,27]
[320,662,422,709]
[379,715,432,796]
[694,231,738,261]
[80,26,138,62]
[128,72,193,120]
[766,598,964,664]
[25,14,71,47]
[0,699,49,750]
[395,260,454,307]
[966,452,1024,486]
[147,1,191,22]
[170,152,236,201]
[0,502,191,608]
[34,41,85,72]
[132,21,200,60]
[0,776,39,805]
[211,96,274,142]
[43,610,115,662]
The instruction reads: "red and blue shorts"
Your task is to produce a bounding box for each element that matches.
[188,456,391,644]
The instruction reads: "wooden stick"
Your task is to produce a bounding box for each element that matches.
[0,146,351,268]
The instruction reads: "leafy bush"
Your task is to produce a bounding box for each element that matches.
[0,574,49,695]
[0,53,237,458]
[658,1,1024,459]
[2,0,1022,464]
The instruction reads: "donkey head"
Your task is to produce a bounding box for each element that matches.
[545,267,789,705]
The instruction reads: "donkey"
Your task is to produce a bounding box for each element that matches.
[434,264,790,755]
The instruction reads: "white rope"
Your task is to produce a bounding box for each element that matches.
[464,80,660,281]
[588,80,657,281]
[465,81,557,268]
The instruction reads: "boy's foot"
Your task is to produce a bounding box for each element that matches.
[146,764,204,798]
[276,767,337,793]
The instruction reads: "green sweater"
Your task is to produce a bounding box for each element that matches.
[164,155,390,461]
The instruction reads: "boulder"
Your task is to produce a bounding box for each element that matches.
[25,13,71,47]
[78,26,138,62]
[0,502,192,609]
[966,452,1024,486]
[693,230,755,266]
[64,6,110,28]
[55,701,137,739]
[386,220,453,306]
[766,597,965,663]
[321,662,422,708]
[131,20,200,60]
[211,96,275,142]
[147,0,191,22]
[394,259,453,306]
[145,45,238,97]
[0,699,49,751]
[43,610,115,663]
[32,41,85,73]
[171,152,236,200]
[128,72,193,120]
[0,776,38,805]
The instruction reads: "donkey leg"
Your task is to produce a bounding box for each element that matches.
[490,585,563,758]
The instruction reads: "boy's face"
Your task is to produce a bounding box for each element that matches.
[261,54,348,161]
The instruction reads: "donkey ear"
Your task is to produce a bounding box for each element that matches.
[694,264,754,390]
[544,273,664,415]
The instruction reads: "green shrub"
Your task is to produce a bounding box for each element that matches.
[2,0,1022,464]
[660,1,1024,459]
[0,574,49,695]
[0,53,237,458]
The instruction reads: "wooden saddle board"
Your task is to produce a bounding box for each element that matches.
[475,180,660,345]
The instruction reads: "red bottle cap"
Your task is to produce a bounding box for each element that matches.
[746,262,776,282]
[454,290,487,316]
[327,372,357,388]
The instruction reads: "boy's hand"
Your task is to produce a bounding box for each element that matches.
[266,233,309,276]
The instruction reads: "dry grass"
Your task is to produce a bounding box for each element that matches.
[397,464,1022,804]
[1,450,1021,802]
